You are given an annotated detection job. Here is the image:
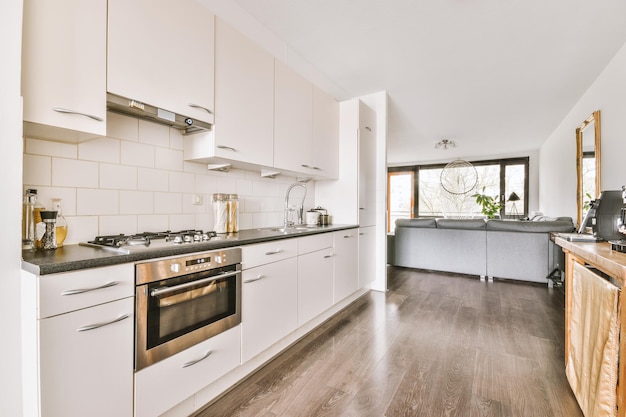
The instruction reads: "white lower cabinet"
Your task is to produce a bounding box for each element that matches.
[134,326,241,417]
[333,230,359,303]
[39,297,134,417]
[359,225,376,288]
[298,248,334,326]
[241,257,298,363]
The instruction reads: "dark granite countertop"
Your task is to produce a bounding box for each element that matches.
[22,224,358,275]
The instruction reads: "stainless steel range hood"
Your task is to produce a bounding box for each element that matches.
[106,93,212,135]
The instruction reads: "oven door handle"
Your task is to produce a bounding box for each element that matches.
[150,270,240,298]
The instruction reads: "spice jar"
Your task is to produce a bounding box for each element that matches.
[212,193,228,234]
[227,194,239,233]
[40,210,58,250]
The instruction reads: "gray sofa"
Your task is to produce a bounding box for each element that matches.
[392,217,575,284]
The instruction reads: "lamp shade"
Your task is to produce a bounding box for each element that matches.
[507,192,520,202]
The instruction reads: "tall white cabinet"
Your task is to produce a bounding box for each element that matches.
[315,96,386,291]
[107,0,215,124]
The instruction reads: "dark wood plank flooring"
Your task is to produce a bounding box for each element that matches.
[194,267,583,417]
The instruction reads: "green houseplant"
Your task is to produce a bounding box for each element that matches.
[472,187,502,219]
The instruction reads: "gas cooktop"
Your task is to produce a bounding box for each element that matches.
[80,230,221,254]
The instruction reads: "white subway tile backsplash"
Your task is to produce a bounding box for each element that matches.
[77,189,118,215]
[65,216,98,244]
[194,174,216,194]
[138,168,169,192]
[169,128,183,150]
[100,164,137,190]
[168,214,195,231]
[107,111,138,141]
[121,141,155,168]
[78,137,120,163]
[99,215,138,236]
[154,192,182,214]
[120,190,153,214]
[22,111,315,236]
[169,171,195,193]
[155,147,183,171]
[52,158,98,188]
[25,138,77,159]
[23,154,52,186]
[137,214,169,232]
[139,119,169,148]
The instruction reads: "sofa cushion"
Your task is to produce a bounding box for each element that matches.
[486,219,575,233]
[395,218,437,228]
[436,218,487,230]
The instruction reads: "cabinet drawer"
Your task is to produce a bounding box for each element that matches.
[39,264,134,318]
[242,239,298,270]
[298,233,334,255]
[134,326,241,417]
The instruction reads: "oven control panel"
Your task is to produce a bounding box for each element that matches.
[135,247,242,285]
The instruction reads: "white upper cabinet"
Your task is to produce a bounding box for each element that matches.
[185,18,274,168]
[312,86,340,179]
[22,0,107,142]
[274,62,339,180]
[107,0,215,124]
[274,60,313,175]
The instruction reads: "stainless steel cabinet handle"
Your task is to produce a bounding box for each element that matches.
[61,281,120,296]
[52,107,104,122]
[244,274,266,284]
[188,103,213,115]
[150,270,239,297]
[323,253,335,259]
[301,164,311,169]
[359,232,365,236]
[182,350,213,368]
[359,207,366,210]
[312,166,322,171]
[217,145,237,152]
[76,313,129,332]
[343,234,353,238]
[265,249,282,255]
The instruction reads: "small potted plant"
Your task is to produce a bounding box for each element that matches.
[472,187,502,219]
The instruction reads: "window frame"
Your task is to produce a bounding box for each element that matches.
[388,157,529,231]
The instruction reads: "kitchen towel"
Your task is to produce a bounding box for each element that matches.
[566,262,620,417]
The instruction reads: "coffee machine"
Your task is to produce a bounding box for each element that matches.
[609,185,626,253]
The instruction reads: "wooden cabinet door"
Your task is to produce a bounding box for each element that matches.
[241,258,298,363]
[274,60,314,175]
[312,86,340,179]
[213,18,274,166]
[333,230,359,302]
[298,248,334,326]
[39,297,134,417]
[107,0,214,124]
[22,0,107,139]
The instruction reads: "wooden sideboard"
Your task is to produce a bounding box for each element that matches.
[555,236,626,417]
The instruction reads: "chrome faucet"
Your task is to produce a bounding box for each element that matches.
[284,180,309,228]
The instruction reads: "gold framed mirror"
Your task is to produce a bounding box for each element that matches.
[576,110,601,228]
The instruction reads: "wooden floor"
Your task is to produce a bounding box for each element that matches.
[194,267,584,417]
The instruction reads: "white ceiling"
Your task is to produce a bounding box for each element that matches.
[225,0,626,164]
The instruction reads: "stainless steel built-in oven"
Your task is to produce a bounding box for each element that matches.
[135,247,242,371]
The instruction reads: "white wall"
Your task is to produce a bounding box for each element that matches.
[0,0,24,415]
[540,41,626,220]
[23,113,316,244]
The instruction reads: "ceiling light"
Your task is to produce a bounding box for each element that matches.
[435,139,456,150]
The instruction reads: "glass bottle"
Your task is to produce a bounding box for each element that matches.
[22,189,36,250]
[212,193,228,234]
[40,210,58,250]
[29,189,46,249]
[51,198,68,247]
[227,194,239,233]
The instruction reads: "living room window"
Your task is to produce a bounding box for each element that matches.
[387,157,529,232]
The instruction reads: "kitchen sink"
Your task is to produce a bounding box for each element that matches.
[257,226,316,234]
